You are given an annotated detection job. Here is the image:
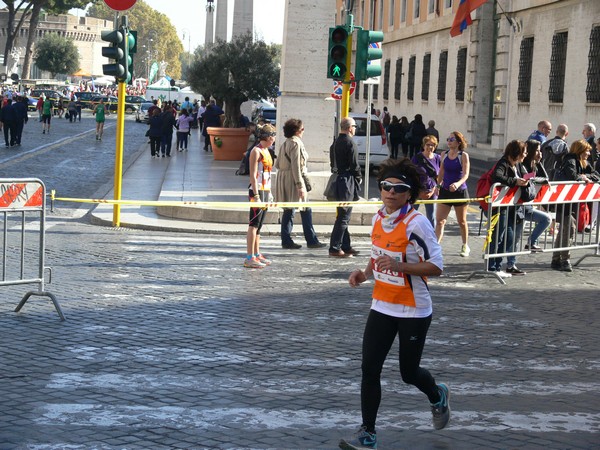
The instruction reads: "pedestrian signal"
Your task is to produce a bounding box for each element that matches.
[327,26,349,80]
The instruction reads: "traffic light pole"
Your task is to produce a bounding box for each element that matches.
[341,14,354,119]
[341,33,352,118]
[112,80,126,227]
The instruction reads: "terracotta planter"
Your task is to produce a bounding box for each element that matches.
[206,127,251,161]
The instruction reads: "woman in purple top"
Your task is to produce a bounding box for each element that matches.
[435,131,471,257]
[411,135,441,226]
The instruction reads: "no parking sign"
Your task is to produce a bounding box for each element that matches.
[331,72,356,99]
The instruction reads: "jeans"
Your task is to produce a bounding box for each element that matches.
[330,206,353,251]
[281,208,319,246]
[150,136,161,156]
[176,131,189,149]
[487,208,515,271]
[414,202,435,227]
[161,133,173,156]
[523,206,551,246]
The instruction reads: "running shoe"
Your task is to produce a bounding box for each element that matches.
[256,254,272,265]
[459,244,470,257]
[339,426,377,449]
[431,383,451,430]
[243,257,265,269]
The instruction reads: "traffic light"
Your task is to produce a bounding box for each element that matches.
[101,28,125,80]
[327,26,349,80]
[127,30,137,84]
[355,29,384,81]
[125,30,136,84]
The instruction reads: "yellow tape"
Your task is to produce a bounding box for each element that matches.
[483,211,500,251]
[50,190,487,209]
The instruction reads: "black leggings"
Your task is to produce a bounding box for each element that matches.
[361,310,439,431]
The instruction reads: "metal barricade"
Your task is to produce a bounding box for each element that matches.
[0,178,64,320]
[467,181,600,284]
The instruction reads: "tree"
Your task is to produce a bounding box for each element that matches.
[87,0,183,80]
[187,34,280,128]
[18,0,93,79]
[2,0,35,67]
[34,33,80,78]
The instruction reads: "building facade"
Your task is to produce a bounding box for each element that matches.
[0,11,112,79]
[336,0,600,150]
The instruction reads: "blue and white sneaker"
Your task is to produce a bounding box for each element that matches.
[339,426,377,449]
[431,383,451,430]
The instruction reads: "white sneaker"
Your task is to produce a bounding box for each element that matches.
[459,244,470,257]
[496,270,512,278]
[243,257,265,269]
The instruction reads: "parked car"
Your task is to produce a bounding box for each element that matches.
[349,113,388,170]
[125,95,147,104]
[89,95,138,114]
[135,102,154,123]
[73,91,97,109]
[29,89,68,109]
[254,106,277,125]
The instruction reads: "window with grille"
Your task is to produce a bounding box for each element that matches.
[456,47,467,101]
[438,50,448,101]
[407,55,416,101]
[586,26,600,103]
[383,59,391,100]
[548,31,568,103]
[394,58,403,100]
[517,37,534,103]
[422,54,431,101]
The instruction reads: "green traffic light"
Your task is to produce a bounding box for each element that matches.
[327,26,349,81]
[355,29,384,81]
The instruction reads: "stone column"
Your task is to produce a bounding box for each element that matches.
[232,0,253,39]
[215,0,228,42]
[278,0,337,171]
[205,0,215,46]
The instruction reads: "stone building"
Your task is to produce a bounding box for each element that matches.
[0,10,112,79]
[337,0,600,150]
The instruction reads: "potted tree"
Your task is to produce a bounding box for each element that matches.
[187,33,280,160]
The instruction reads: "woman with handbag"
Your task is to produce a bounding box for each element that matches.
[274,118,326,250]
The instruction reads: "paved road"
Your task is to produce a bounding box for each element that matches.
[0,111,147,215]
[1,218,599,449]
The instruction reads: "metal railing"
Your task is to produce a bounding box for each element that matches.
[467,181,600,285]
[0,178,64,320]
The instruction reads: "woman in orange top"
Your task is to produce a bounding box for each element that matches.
[244,124,276,269]
[339,158,449,450]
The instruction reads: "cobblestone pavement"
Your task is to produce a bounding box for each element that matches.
[0,112,146,214]
[1,218,599,449]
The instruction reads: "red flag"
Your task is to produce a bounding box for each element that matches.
[450,0,488,37]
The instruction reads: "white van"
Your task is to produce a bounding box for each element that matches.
[349,113,389,169]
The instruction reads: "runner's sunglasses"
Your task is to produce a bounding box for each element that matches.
[379,180,411,194]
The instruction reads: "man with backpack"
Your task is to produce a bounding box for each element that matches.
[540,123,569,180]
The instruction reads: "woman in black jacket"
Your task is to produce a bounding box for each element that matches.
[521,140,552,252]
[487,140,532,277]
[552,140,594,272]
[147,109,163,158]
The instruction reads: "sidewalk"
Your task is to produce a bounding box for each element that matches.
[90,129,492,235]
[91,131,379,236]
